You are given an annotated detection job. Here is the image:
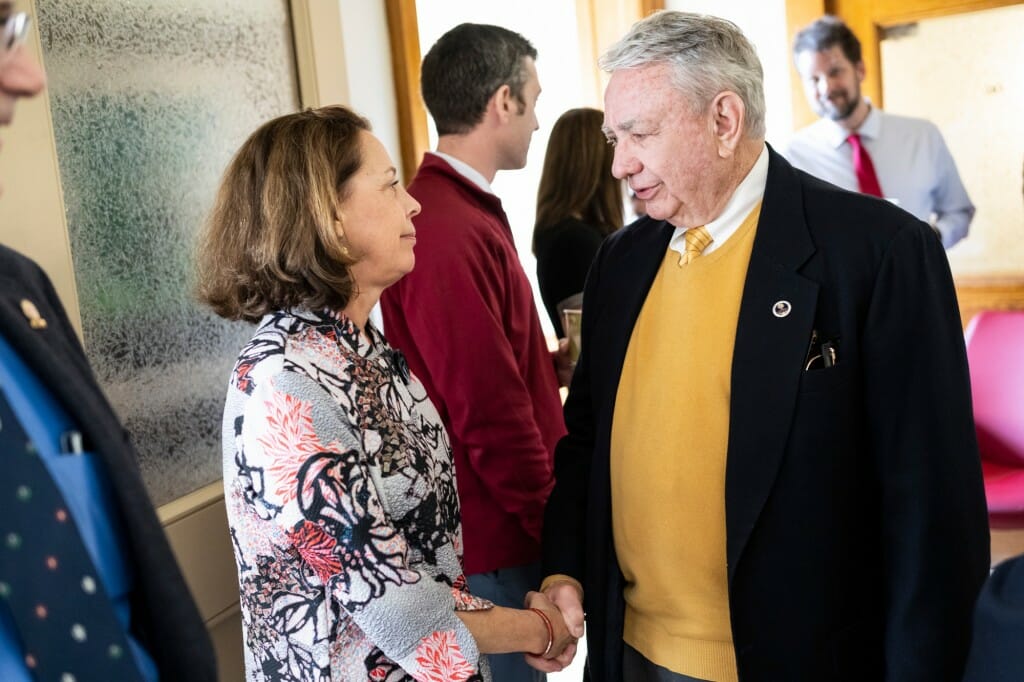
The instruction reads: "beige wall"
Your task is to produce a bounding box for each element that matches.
[881,4,1024,278]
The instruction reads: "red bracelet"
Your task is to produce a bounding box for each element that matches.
[528,607,554,657]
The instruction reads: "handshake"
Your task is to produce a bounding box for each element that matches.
[521,579,586,674]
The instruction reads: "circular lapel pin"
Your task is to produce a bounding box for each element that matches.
[772,300,792,318]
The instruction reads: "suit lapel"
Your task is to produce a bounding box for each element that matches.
[0,291,110,430]
[0,270,140,508]
[725,148,818,580]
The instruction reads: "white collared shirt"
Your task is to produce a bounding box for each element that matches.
[784,105,974,249]
[430,151,495,195]
[668,144,769,259]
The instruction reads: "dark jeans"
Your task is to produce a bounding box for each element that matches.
[622,643,711,682]
[466,561,544,682]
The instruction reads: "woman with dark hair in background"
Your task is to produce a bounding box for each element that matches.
[195,105,573,681]
[533,107,623,337]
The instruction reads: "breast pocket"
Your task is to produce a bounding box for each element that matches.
[798,361,857,394]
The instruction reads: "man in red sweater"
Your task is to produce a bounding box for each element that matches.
[380,23,572,681]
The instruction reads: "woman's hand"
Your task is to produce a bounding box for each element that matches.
[523,590,578,672]
[553,338,576,388]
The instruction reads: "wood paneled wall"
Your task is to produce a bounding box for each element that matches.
[956,276,1024,328]
[384,0,429,185]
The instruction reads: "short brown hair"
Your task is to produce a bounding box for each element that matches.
[195,105,369,323]
[421,23,537,136]
[793,15,862,65]
[533,107,622,252]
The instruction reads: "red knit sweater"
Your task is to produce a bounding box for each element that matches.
[381,153,566,575]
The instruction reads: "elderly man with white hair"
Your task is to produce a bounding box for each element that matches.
[538,10,989,682]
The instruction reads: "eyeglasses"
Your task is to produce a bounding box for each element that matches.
[1,12,30,65]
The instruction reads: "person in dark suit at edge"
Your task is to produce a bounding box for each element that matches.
[539,10,989,682]
[960,162,1024,682]
[963,554,1024,682]
[0,5,216,680]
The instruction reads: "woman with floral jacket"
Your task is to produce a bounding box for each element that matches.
[195,106,575,681]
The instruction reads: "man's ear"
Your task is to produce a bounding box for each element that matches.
[711,91,745,157]
[490,83,515,123]
[855,59,866,84]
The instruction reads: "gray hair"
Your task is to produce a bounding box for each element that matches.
[600,10,766,138]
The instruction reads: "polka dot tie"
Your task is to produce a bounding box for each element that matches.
[679,225,713,266]
[0,391,143,681]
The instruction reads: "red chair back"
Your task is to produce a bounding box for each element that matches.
[965,311,1024,527]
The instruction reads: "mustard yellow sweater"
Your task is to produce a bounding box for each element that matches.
[610,207,759,682]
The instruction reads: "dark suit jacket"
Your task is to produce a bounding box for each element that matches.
[535,217,607,337]
[542,147,990,682]
[0,245,217,680]
[962,554,1024,682]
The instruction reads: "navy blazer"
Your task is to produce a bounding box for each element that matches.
[542,147,989,682]
[0,245,216,680]
[962,554,1024,682]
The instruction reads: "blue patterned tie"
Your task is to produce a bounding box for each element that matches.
[0,390,144,681]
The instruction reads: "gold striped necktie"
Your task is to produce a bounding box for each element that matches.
[679,225,713,266]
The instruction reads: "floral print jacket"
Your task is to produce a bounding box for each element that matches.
[222,308,491,681]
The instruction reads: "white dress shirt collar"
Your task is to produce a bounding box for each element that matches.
[820,100,881,149]
[430,151,495,195]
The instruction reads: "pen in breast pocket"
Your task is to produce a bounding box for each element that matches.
[60,429,84,454]
[821,339,839,367]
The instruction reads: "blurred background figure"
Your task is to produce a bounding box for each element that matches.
[785,15,974,250]
[533,107,623,337]
[195,105,573,681]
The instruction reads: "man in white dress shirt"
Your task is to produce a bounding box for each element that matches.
[785,15,974,249]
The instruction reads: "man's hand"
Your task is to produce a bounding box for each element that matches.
[523,580,585,672]
[544,579,585,638]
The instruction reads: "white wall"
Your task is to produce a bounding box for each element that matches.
[881,4,1024,277]
[334,0,402,330]
[336,0,402,174]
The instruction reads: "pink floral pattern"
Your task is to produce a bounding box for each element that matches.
[258,391,328,506]
[288,520,342,584]
[414,631,477,682]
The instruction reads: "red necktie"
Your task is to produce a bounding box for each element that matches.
[847,133,883,198]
